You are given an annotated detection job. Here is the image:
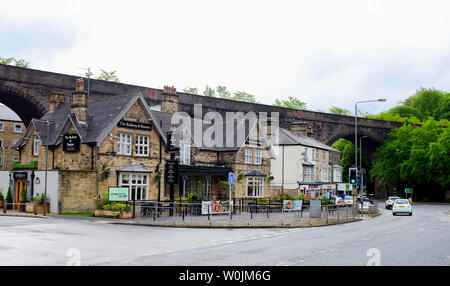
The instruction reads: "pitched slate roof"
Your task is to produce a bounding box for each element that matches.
[0,104,21,122]
[277,128,340,153]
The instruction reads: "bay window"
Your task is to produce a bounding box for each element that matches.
[246,177,264,197]
[119,173,148,200]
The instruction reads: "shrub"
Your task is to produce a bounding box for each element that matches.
[6,187,12,201]
[279,193,291,201]
[0,192,4,201]
[95,192,109,209]
[21,185,28,202]
[103,204,112,211]
[258,197,268,203]
[35,193,50,204]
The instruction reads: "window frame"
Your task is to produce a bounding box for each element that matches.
[119,173,149,201]
[116,133,132,156]
[246,177,264,198]
[303,165,314,182]
[0,123,3,132]
[134,135,149,157]
[180,142,191,165]
[254,149,262,165]
[244,148,253,164]
[14,124,22,133]
[33,136,40,156]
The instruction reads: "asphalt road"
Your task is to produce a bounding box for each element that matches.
[0,203,449,266]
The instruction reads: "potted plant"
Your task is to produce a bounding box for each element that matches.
[6,186,13,210]
[26,196,36,213]
[36,193,51,213]
[20,185,27,212]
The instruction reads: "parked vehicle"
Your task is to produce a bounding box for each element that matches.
[385,196,400,209]
[344,195,354,206]
[392,199,412,216]
[331,195,345,207]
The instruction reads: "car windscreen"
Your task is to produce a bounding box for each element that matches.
[395,200,409,204]
[344,196,353,200]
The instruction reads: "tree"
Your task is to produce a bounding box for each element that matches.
[329,107,350,115]
[273,97,307,110]
[216,86,231,99]
[182,87,199,95]
[0,56,30,68]
[231,91,257,103]
[203,86,216,97]
[97,69,120,82]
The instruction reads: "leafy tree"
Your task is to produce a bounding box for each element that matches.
[97,69,120,82]
[273,97,307,110]
[331,138,371,183]
[216,86,231,99]
[329,107,350,115]
[231,91,257,103]
[182,87,199,95]
[203,86,216,97]
[0,56,30,67]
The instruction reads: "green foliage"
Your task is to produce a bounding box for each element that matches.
[258,197,268,203]
[21,185,27,202]
[217,180,230,191]
[331,138,371,183]
[107,203,131,212]
[0,56,29,67]
[216,86,231,99]
[97,69,120,82]
[35,193,50,204]
[180,193,206,203]
[0,192,4,201]
[95,192,109,209]
[371,119,449,200]
[231,91,257,103]
[6,187,12,201]
[203,85,216,97]
[273,97,307,110]
[182,87,199,95]
[329,107,350,115]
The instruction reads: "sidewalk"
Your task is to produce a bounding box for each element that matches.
[0,211,50,219]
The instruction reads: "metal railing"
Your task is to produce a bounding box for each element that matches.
[135,200,362,227]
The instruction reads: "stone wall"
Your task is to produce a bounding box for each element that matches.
[58,170,97,213]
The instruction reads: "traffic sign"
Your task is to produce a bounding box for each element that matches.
[228,172,235,184]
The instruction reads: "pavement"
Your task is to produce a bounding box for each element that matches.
[0,203,449,266]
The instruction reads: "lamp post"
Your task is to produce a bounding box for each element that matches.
[360,135,368,174]
[355,99,385,212]
[43,120,50,216]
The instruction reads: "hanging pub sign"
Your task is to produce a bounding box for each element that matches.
[165,159,179,184]
[117,120,152,131]
[165,131,178,152]
[63,133,81,152]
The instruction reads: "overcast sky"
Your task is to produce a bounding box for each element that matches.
[1,0,450,115]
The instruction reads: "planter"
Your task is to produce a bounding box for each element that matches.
[37,203,51,214]
[25,203,36,213]
[0,201,3,209]
[119,211,133,219]
[6,200,13,210]
[94,209,120,218]
[20,202,27,212]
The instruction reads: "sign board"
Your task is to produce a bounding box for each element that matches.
[63,133,81,153]
[165,131,178,152]
[117,120,152,131]
[201,201,233,215]
[346,184,350,191]
[282,200,303,211]
[228,172,235,185]
[165,159,179,184]
[405,188,413,194]
[13,172,27,180]
[108,187,129,202]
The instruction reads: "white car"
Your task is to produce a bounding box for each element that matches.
[358,201,374,213]
[392,199,412,216]
[385,196,400,210]
[344,195,354,206]
[332,196,345,207]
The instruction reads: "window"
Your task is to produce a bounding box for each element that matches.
[303,165,314,182]
[180,142,191,165]
[254,149,262,165]
[117,133,132,155]
[13,157,20,162]
[0,139,3,148]
[120,173,148,200]
[313,149,318,161]
[334,168,342,182]
[322,151,326,162]
[246,177,264,197]
[321,166,332,182]
[135,135,149,156]
[245,148,252,164]
[0,123,3,131]
[33,136,40,155]
[14,124,22,133]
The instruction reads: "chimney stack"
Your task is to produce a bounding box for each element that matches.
[71,78,88,122]
[161,85,178,114]
[289,120,308,136]
[49,91,65,111]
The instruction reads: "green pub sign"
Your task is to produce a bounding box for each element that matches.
[108,187,129,202]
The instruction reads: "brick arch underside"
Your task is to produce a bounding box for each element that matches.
[0,85,45,126]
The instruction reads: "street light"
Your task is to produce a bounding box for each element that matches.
[360,135,368,173]
[355,99,385,213]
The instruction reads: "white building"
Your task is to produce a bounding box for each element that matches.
[270,121,343,199]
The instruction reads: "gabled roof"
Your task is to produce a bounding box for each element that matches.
[0,104,21,122]
[277,128,340,153]
[15,92,168,149]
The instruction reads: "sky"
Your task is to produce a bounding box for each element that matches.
[1,0,450,115]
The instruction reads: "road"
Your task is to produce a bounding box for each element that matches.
[0,203,449,266]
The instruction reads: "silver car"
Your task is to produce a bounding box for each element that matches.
[385,196,400,210]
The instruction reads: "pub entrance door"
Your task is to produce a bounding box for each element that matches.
[14,179,27,210]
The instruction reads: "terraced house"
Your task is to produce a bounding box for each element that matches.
[2,80,274,213]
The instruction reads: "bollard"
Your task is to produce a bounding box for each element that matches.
[3,200,6,214]
[35,200,38,215]
[250,205,253,219]
[182,205,185,221]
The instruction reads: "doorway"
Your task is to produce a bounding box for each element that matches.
[14,179,27,210]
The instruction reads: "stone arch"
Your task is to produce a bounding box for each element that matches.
[326,129,385,160]
[0,83,45,126]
